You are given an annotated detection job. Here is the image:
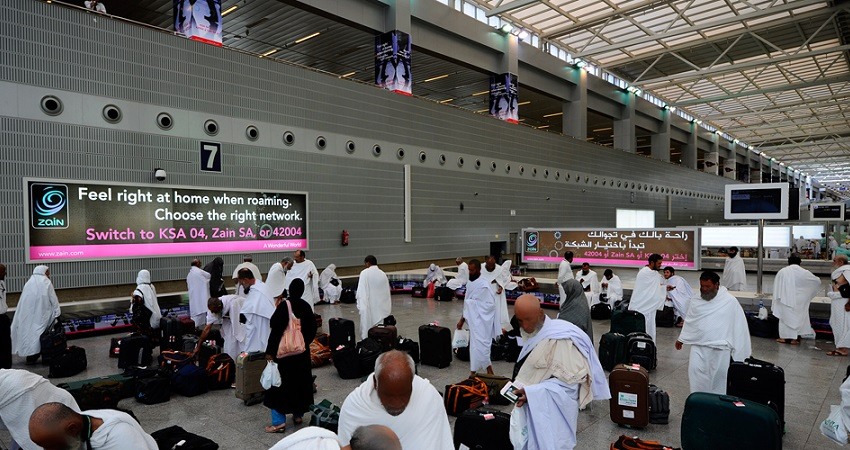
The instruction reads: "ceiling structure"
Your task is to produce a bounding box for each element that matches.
[80,0,849,191]
[475,0,850,189]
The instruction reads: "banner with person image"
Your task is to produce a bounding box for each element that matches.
[174,0,222,46]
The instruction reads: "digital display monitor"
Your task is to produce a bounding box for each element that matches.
[724,183,789,220]
[811,203,845,221]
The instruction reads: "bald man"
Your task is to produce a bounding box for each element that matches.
[510,295,610,450]
[29,402,157,450]
[269,424,401,450]
[338,350,453,450]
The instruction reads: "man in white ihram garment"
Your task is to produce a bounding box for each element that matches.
[446,257,469,290]
[574,262,601,306]
[237,268,275,353]
[356,255,392,339]
[720,246,748,291]
[285,250,320,309]
[186,259,211,329]
[319,264,342,304]
[0,369,79,450]
[456,259,501,377]
[663,266,694,327]
[30,402,157,450]
[265,257,292,300]
[601,269,623,306]
[627,254,667,342]
[509,295,610,450]
[829,257,850,356]
[338,351,453,450]
[11,265,61,364]
[676,271,751,394]
[194,294,246,361]
[232,254,263,296]
[773,255,821,345]
[557,251,574,304]
[424,264,447,288]
[480,255,511,330]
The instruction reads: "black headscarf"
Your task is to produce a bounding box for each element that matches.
[288,278,305,301]
[204,257,227,297]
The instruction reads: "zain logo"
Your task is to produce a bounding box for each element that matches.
[526,232,538,252]
[31,183,69,229]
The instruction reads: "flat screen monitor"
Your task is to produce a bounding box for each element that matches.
[724,183,789,220]
[811,203,845,221]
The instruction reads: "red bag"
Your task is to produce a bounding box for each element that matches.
[426,281,436,299]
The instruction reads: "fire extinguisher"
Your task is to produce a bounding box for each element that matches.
[341,230,349,247]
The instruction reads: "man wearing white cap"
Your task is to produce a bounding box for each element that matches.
[233,255,262,296]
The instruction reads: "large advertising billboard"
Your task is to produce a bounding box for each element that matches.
[25,179,308,262]
[522,228,699,269]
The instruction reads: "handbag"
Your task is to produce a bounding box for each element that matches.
[260,361,281,390]
[277,300,306,358]
[611,435,680,450]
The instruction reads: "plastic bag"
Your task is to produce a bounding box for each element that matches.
[260,361,281,390]
[452,329,469,349]
[509,406,529,449]
[757,306,768,320]
[821,404,848,445]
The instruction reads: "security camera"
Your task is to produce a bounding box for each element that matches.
[154,168,166,182]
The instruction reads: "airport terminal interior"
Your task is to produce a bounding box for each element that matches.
[3,0,850,448]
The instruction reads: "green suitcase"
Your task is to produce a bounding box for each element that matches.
[681,392,782,450]
[610,309,646,335]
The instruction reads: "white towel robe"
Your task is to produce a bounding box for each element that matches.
[186,266,211,319]
[574,269,601,306]
[627,266,666,341]
[356,266,392,339]
[446,262,470,290]
[481,264,510,330]
[557,259,572,304]
[240,281,275,353]
[10,266,61,357]
[772,264,821,340]
[463,275,501,372]
[0,369,80,450]
[601,275,623,305]
[86,409,158,449]
[666,275,694,319]
[285,260,321,309]
[720,254,748,291]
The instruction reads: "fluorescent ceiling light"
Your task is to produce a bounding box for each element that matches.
[593,127,612,132]
[500,24,514,34]
[261,49,278,57]
[476,109,488,113]
[538,125,549,129]
[294,32,321,44]
[517,101,531,106]
[423,74,449,83]
[440,98,454,104]
[543,112,563,118]
[221,5,238,16]
[472,90,490,96]
[340,71,356,78]
[518,30,530,40]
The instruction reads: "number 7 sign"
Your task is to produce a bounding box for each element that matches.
[200,142,222,173]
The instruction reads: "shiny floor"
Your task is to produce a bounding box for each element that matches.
[3,276,847,449]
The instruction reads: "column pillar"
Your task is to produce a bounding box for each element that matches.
[651,110,671,162]
[614,92,636,153]
[682,122,698,169]
[563,68,587,140]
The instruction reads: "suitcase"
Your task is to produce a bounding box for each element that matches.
[180,316,197,334]
[332,345,361,379]
[60,377,128,410]
[648,384,670,424]
[474,373,512,406]
[198,342,221,370]
[626,332,657,371]
[611,435,680,450]
[205,353,235,390]
[182,334,200,353]
[504,334,522,363]
[745,312,780,339]
[151,425,219,450]
[656,306,675,328]
[383,315,397,326]
[357,338,383,376]
[419,324,452,368]
[340,288,356,304]
[48,346,87,378]
[609,364,650,428]
[329,318,356,350]
[726,357,785,430]
[160,315,182,351]
[591,303,612,320]
[681,392,782,450]
[171,363,209,397]
[39,319,67,365]
[453,408,512,450]
[135,375,171,405]
[368,325,398,352]
[490,338,508,362]
[309,399,341,433]
[599,332,628,371]
[158,350,195,372]
[435,286,454,302]
[310,333,332,368]
[518,277,539,292]
[411,285,427,298]
[397,338,420,365]
[454,346,470,362]
[109,337,123,358]
[314,313,323,330]
[235,351,266,405]
[117,334,153,369]
[610,310,646,335]
[444,377,489,416]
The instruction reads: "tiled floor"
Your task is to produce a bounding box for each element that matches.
[3,273,847,449]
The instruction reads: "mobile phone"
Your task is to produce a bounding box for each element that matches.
[500,381,524,403]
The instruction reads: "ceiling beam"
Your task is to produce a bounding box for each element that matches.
[704,91,850,119]
[574,0,835,58]
[636,44,850,86]
[723,114,850,130]
[672,73,850,107]
[757,135,850,150]
[485,0,539,17]
[542,0,675,38]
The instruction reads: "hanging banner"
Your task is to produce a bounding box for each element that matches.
[521,228,699,269]
[723,158,736,180]
[24,179,308,262]
[489,73,518,123]
[375,30,412,95]
[174,0,223,47]
[703,151,718,175]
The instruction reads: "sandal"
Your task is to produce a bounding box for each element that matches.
[264,424,286,434]
[775,338,799,345]
[827,350,848,356]
[293,416,303,425]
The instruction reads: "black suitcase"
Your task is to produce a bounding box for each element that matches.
[109,337,122,358]
[160,315,182,351]
[357,338,382,376]
[599,332,628,371]
[182,334,200,353]
[151,425,219,450]
[655,306,675,327]
[648,384,670,424]
[503,335,522,363]
[591,303,612,320]
[117,334,153,369]
[60,377,129,410]
[681,392,782,450]
[626,332,657,371]
[39,319,67,365]
[610,310,646,335]
[411,285,427,298]
[745,313,780,339]
[419,324,452,368]
[453,408,512,450]
[435,286,454,302]
[368,325,398,352]
[397,338,420,365]
[490,338,508,361]
[332,345,361,380]
[135,375,171,405]
[454,346,470,362]
[329,317,356,350]
[48,345,87,378]
[171,363,209,397]
[726,357,785,430]
[340,288,356,304]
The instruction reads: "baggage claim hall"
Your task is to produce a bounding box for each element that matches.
[3,0,850,448]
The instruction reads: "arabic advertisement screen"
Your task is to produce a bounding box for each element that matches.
[522,228,698,269]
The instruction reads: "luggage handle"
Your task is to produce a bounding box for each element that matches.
[743,357,773,368]
[718,395,742,404]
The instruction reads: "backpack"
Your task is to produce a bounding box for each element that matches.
[649,384,671,424]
